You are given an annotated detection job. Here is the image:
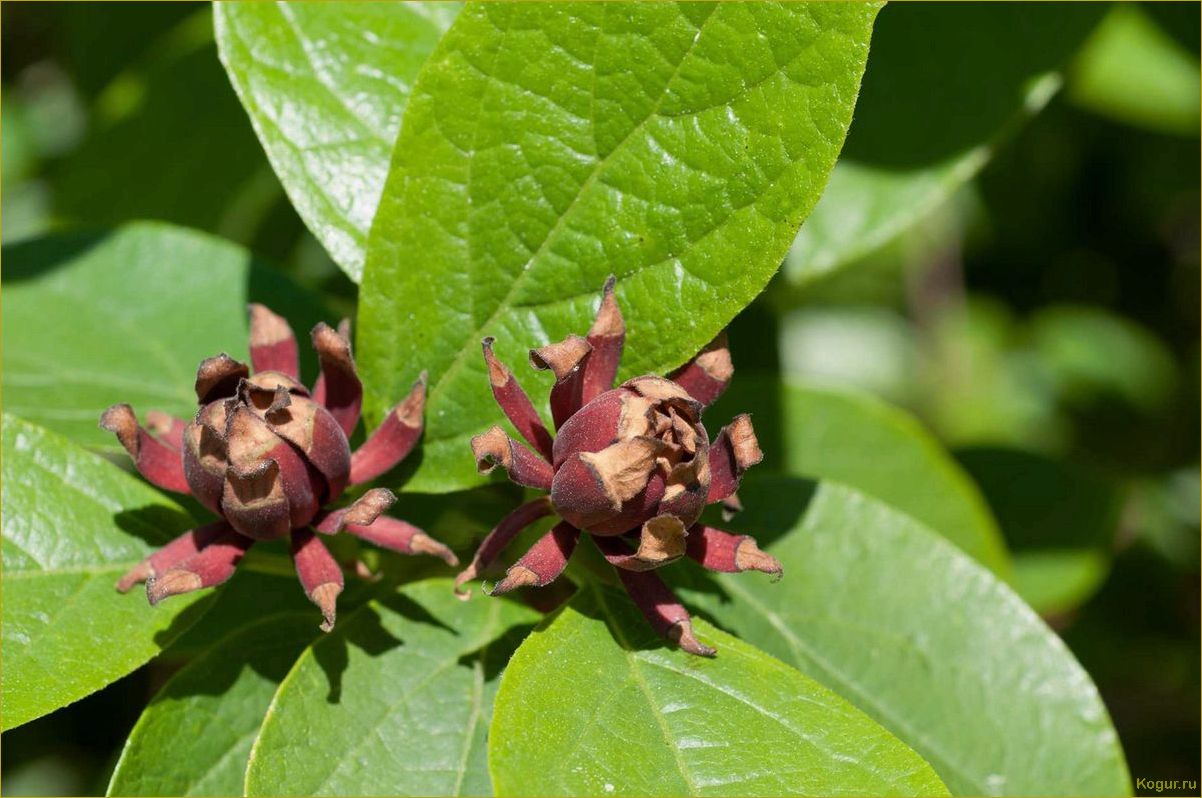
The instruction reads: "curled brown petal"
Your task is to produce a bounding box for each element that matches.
[313,488,396,535]
[146,527,253,605]
[529,334,592,429]
[685,525,782,579]
[116,521,233,592]
[488,522,579,595]
[596,515,687,571]
[100,404,191,494]
[471,425,554,490]
[706,414,762,505]
[195,354,249,404]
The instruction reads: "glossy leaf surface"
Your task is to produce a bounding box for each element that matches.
[358,2,880,492]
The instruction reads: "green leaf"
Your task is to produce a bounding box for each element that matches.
[358,2,881,493]
[55,10,279,245]
[2,222,329,451]
[674,476,1131,796]
[956,446,1124,615]
[1068,3,1201,137]
[778,382,1009,575]
[244,578,540,796]
[107,613,317,796]
[489,583,947,797]
[214,2,460,280]
[787,3,1103,283]
[1,415,210,730]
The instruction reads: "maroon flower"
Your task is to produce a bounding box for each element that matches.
[102,305,455,631]
[457,278,780,656]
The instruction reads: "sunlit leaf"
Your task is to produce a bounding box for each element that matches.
[1,415,209,731]
[214,2,460,279]
[490,583,947,797]
[358,1,881,492]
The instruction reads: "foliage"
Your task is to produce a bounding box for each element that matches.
[2,2,1197,797]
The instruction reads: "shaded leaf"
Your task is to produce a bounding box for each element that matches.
[675,476,1131,796]
[214,2,461,279]
[2,222,329,451]
[55,10,278,244]
[956,446,1124,615]
[244,579,540,796]
[490,582,947,797]
[1,415,209,730]
[107,613,316,796]
[788,3,1103,283]
[779,382,1008,574]
[358,1,880,492]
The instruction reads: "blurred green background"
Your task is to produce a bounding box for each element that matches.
[2,3,1197,795]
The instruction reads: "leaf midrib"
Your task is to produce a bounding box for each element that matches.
[416,6,717,416]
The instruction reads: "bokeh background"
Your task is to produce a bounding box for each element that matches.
[2,2,1198,794]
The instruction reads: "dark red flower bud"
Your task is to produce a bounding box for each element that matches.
[460,278,781,656]
[103,306,452,631]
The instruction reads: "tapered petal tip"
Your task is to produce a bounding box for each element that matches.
[343,488,397,526]
[734,538,783,579]
[668,619,716,657]
[99,403,138,450]
[116,561,152,593]
[311,321,352,358]
[311,582,342,632]
[590,275,624,338]
[453,568,476,599]
[529,335,591,381]
[248,304,294,347]
[146,569,203,606]
[410,532,460,567]
[487,565,539,596]
[394,375,427,429]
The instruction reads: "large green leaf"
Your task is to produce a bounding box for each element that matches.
[359,2,880,493]
[674,476,1130,796]
[1,415,210,730]
[2,222,329,451]
[489,583,947,797]
[107,613,316,796]
[244,579,540,796]
[778,382,1008,575]
[788,3,1103,284]
[214,2,460,280]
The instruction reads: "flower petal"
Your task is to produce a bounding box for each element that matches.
[349,373,426,485]
[529,334,592,429]
[311,321,362,437]
[454,497,554,597]
[581,275,625,405]
[195,354,249,404]
[312,488,395,535]
[248,304,300,378]
[291,528,344,632]
[706,414,762,505]
[482,338,554,460]
[344,515,458,567]
[684,524,782,578]
[669,332,733,407]
[100,404,191,494]
[146,526,253,605]
[488,522,579,595]
[471,425,554,490]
